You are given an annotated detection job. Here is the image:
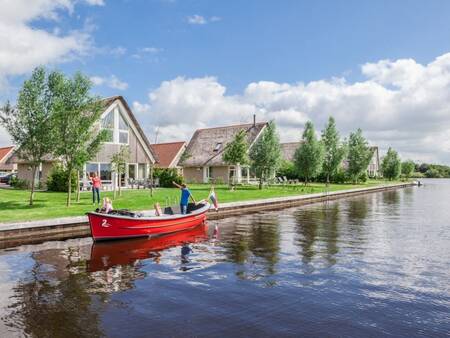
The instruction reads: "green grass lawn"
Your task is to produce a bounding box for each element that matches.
[0,180,398,223]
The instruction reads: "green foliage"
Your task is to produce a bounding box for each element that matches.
[347,129,373,183]
[249,121,282,189]
[294,121,324,184]
[47,165,77,192]
[49,71,105,206]
[321,116,346,183]
[401,160,415,180]
[332,167,348,184]
[277,160,298,179]
[381,147,402,180]
[425,168,442,178]
[9,177,28,189]
[0,67,56,205]
[415,163,450,178]
[223,130,249,166]
[111,146,130,175]
[154,168,183,187]
[359,171,368,183]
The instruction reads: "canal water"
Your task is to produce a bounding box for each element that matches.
[0,179,449,337]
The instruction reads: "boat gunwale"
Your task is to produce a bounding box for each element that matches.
[86,202,211,222]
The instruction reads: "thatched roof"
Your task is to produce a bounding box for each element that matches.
[182,122,268,167]
[280,142,302,162]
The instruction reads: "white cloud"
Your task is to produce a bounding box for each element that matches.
[131,46,163,60]
[90,75,128,90]
[110,46,127,56]
[84,0,105,5]
[132,53,450,164]
[0,0,101,89]
[186,15,221,25]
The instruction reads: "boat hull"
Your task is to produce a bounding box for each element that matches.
[87,204,209,241]
[88,224,209,272]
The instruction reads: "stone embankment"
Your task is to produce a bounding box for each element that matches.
[0,182,415,248]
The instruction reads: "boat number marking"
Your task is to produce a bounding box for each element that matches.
[101,219,111,228]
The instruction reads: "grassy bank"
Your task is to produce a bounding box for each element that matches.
[0,181,398,223]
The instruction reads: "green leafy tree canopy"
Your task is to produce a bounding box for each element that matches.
[0,67,56,205]
[50,71,106,206]
[321,116,347,184]
[401,160,415,180]
[249,121,282,189]
[347,129,373,183]
[294,121,324,185]
[381,147,402,181]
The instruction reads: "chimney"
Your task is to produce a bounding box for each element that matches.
[253,114,256,127]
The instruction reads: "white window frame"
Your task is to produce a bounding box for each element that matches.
[101,107,130,145]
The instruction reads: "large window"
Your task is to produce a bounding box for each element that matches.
[100,163,112,181]
[138,164,146,179]
[86,163,98,176]
[128,164,136,180]
[118,112,129,144]
[101,107,129,144]
[207,166,213,180]
[101,110,114,142]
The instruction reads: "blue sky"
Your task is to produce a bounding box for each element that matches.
[2,0,450,163]
[33,0,450,98]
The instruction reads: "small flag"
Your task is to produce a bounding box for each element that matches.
[209,190,219,211]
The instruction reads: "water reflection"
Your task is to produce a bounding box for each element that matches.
[222,214,281,279]
[3,248,105,338]
[1,182,449,337]
[294,203,341,267]
[346,197,369,222]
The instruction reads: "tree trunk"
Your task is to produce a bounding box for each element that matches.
[29,165,38,206]
[259,176,263,190]
[67,168,72,207]
[150,165,154,197]
[76,170,81,203]
[113,172,117,200]
[326,174,330,187]
[118,168,122,197]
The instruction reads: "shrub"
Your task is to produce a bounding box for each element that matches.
[277,160,298,180]
[10,176,28,189]
[359,171,368,183]
[47,165,77,192]
[425,168,441,178]
[332,168,348,184]
[153,168,183,188]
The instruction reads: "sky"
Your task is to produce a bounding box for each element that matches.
[1,0,450,163]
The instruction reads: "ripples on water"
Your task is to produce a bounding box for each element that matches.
[1,179,449,337]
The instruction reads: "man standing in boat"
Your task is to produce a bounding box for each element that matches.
[172,181,197,214]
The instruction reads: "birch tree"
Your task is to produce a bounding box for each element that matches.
[294,121,324,185]
[249,121,282,189]
[49,71,105,207]
[0,67,55,205]
[347,129,373,183]
[321,116,346,185]
[223,130,249,188]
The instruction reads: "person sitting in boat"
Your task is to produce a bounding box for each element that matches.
[172,181,197,215]
[101,197,113,214]
[154,202,162,216]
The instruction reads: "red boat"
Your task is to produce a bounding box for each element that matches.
[87,202,210,241]
[88,223,209,272]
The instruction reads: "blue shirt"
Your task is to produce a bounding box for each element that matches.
[180,188,191,205]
